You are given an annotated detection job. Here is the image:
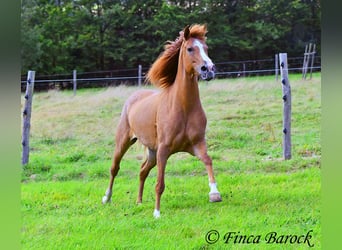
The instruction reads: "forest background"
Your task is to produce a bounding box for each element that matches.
[21,0,321,75]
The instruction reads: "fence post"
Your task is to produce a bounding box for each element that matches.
[138,64,142,87]
[309,44,316,80]
[279,53,291,160]
[302,44,308,79]
[22,71,35,165]
[275,54,279,81]
[73,69,77,96]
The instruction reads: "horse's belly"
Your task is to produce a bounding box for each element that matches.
[132,125,157,149]
[127,92,159,149]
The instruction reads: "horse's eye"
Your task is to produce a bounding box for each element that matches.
[187,47,193,52]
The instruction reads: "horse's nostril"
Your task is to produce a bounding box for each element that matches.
[201,66,207,72]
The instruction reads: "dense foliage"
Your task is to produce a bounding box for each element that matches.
[21,0,321,74]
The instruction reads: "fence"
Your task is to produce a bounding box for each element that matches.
[302,43,317,80]
[21,55,321,92]
[20,67,149,92]
[22,71,35,165]
[21,53,316,164]
[279,53,292,160]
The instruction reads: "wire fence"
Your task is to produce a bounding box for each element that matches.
[21,55,321,92]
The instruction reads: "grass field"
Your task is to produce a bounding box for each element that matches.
[21,74,321,249]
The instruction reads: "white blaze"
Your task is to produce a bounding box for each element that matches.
[193,39,214,69]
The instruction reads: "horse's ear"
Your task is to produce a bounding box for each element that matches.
[183,25,191,40]
[203,23,208,32]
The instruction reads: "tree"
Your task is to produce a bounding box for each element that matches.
[21,0,321,75]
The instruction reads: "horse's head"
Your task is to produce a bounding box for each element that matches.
[181,25,216,81]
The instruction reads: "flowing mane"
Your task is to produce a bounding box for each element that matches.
[146,24,207,88]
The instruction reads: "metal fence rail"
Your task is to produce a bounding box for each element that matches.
[21,55,321,91]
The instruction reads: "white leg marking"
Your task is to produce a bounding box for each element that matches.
[153,209,160,219]
[102,196,109,204]
[209,182,220,195]
[209,182,222,202]
[102,188,112,204]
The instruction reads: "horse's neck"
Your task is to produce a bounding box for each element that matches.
[172,68,202,113]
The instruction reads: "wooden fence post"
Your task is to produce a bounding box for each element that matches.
[302,43,316,80]
[302,44,309,79]
[73,69,77,96]
[138,64,142,87]
[309,44,316,80]
[279,53,291,160]
[275,54,279,81]
[22,71,35,165]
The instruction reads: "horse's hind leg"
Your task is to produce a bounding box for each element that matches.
[137,149,156,204]
[102,120,135,204]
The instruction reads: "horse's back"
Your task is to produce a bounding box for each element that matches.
[124,89,158,108]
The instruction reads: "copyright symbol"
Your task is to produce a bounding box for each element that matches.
[205,230,220,244]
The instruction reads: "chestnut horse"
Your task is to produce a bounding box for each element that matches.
[102,24,222,218]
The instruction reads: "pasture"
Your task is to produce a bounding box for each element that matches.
[21,74,321,249]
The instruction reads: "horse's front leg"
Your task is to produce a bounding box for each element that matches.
[193,140,222,202]
[153,145,170,218]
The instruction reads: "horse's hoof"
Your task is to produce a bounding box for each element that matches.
[102,195,111,204]
[209,192,222,202]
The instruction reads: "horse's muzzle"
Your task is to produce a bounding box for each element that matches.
[200,66,215,81]
[201,70,215,81]
[202,70,215,81]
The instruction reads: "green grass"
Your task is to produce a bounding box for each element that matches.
[21,73,321,249]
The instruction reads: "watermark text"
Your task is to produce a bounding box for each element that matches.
[205,230,314,247]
